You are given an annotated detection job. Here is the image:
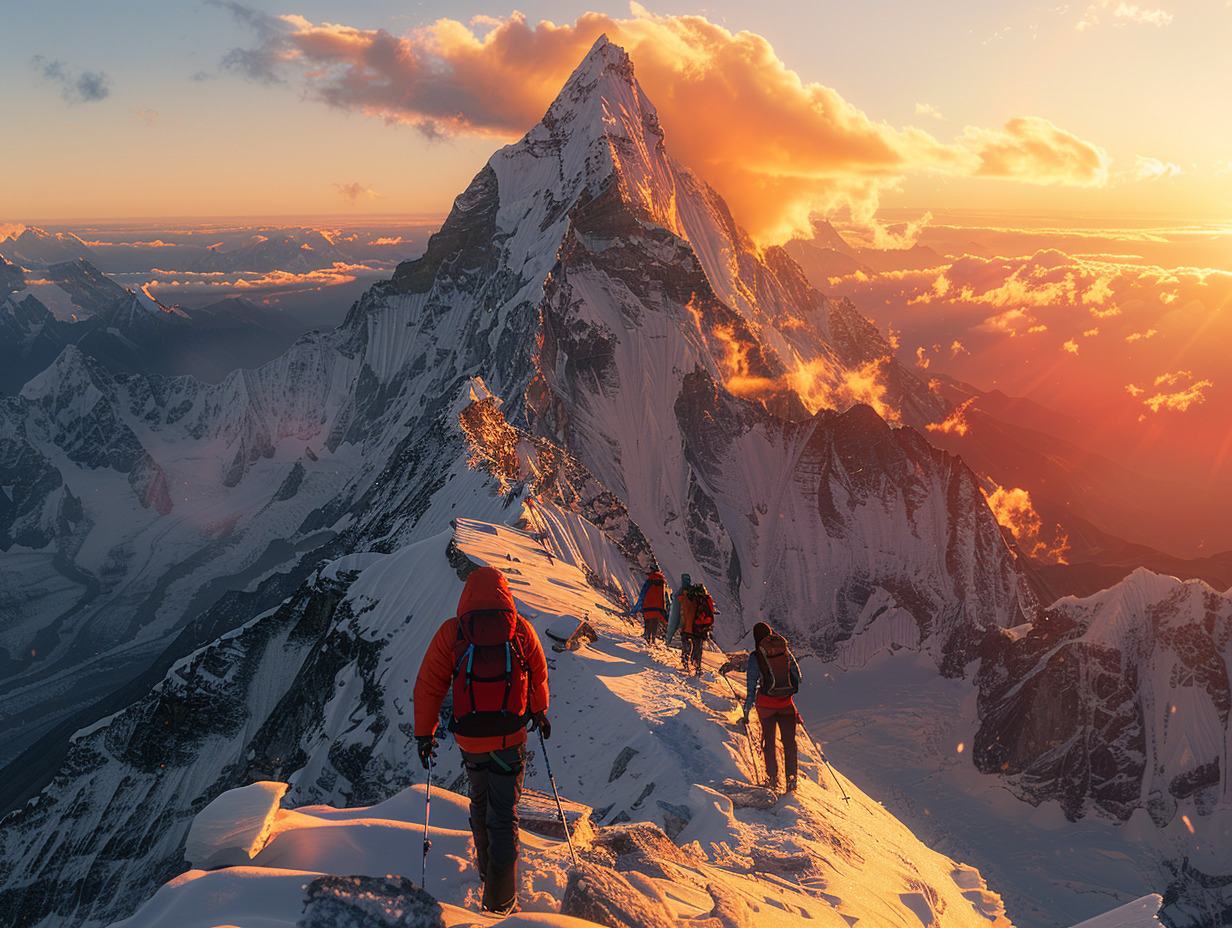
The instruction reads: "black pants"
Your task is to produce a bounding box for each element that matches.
[642,609,665,643]
[757,705,798,786]
[681,631,704,672]
[461,744,525,910]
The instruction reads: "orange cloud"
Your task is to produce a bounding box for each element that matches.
[713,314,899,421]
[139,262,380,292]
[976,308,1035,335]
[984,484,1070,564]
[1143,380,1213,413]
[1123,372,1212,414]
[217,5,1109,243]
[962,117,1110,187]
[927,399,972,436]
[793,357,897,422]
[1062,339,1079,354]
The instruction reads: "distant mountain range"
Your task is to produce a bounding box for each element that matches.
[0,224,416,276]
[0,35,1227,928]
[0,254,308,392]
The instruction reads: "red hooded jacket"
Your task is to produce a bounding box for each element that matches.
[414,566,550,753]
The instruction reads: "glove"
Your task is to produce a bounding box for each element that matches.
[529,710,552,740]
[416,735,438,769]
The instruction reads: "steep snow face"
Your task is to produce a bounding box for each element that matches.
[523,172,1031,659]
[5,505,1019,928]
[0,35,1035,928]
[972,569,1232,926]
[674,385,1030,672]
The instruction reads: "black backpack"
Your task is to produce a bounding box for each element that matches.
[755,634,798,697]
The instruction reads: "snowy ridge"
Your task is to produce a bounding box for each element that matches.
[103,505,1024,928]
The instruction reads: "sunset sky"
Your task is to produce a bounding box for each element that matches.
[6,1,1231,514]
[4,0,1230,232]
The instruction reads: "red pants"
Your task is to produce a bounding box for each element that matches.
[757,704,798,786]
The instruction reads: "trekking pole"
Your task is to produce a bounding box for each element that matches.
[710,640,764,785]
[797,715,851,803]
[538,729,580,869]
[421,752,434,885]
[740,712,764,785]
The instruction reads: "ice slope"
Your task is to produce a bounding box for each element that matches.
[108,508,1018,928]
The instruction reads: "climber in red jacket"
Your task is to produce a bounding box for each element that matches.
[414,566,550,916]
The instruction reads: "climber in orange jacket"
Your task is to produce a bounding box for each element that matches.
[414,566,550,916]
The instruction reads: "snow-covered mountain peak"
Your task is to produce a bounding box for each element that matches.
[973,565,1232,918]
[21,343,111,410]
[486,35,683,281]
[544,35,648,136]
[0,226,96,269]
[1054,567,1221,646]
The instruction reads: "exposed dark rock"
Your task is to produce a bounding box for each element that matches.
[588,822,691,866]
[299,875,445,928]
[392,165,500,296]
[714,779,777,811]
[750,846,815,875]
[655,799,691,839]
[608,747,638,783]
[517,788,592,841]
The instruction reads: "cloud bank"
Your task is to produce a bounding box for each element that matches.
[31,55,112,104]
[1078,1,1174,30]
[213,3,1109,243]
[827,248,1232,458]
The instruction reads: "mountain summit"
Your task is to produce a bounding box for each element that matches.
[0,38,1046,927]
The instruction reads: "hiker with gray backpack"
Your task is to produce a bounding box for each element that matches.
[742,621,802,792]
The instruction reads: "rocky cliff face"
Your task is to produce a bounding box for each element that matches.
[973,569,1232,925]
